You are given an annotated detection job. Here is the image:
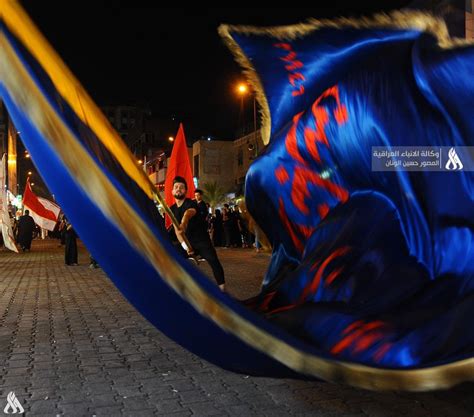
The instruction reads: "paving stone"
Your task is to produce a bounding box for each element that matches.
[122,410,156,417]
[209,392,241,406]
[1,374,29,386]
[6,359,30,368]
[147,388,180,401]
[90,405,123,416]
[28,387,59,401]
[237,393,277,407]
[121,394,151,411]
[5,367,32,377]
[178,389,210,404]
[114,384,142,397]
[28,399,58,414]
[260,409,294,417]
[89,393,119,408]
[156,411,192,417]
[169,380,198,392]
[58,402,91,415]
[155,398,187,413]
[226,403,259,416]
[187,401,223,416]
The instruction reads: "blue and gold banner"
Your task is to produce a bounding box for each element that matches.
[0,1,473,390]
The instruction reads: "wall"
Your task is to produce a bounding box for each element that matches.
[192,140,234,192]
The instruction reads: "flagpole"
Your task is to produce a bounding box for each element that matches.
[152,190,195,255]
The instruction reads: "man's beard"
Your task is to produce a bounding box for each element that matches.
[174,193,185,200]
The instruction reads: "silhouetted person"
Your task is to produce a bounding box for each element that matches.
[64,220,78,265]
[222,204,232,247]
[211,209,224,247]
[16,209,35,252]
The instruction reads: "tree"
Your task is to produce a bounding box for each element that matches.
[201,181,226,211]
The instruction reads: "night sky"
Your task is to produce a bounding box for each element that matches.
[20,3,412,140]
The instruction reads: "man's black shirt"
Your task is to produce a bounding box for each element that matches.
[196,200,208,221]
[170,198,208,243]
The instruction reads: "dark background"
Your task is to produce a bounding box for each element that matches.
[20,3,422,140]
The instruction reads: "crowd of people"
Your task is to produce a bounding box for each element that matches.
[3,184,264,291]
[198,198,262,252]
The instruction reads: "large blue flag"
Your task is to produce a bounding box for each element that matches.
[221,11,474,377]
[0,2,472,390]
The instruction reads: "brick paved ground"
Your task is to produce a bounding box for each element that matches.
[0,239,472,417]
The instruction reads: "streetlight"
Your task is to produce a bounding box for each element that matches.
[236,82,258,157]
[168,136,174,142]
[237,83,247,95]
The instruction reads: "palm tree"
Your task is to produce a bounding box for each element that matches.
[201,181,226,211]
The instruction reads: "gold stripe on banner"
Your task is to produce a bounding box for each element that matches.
[219,10,474,145]
[1,18,473,391]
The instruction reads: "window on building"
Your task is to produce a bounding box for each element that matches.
[237,147,243,166]
[194,154,199,178]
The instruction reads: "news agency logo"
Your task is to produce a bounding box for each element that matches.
[3,392,24,414]
[445,147,463,171]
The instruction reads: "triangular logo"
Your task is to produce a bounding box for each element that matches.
[3,392,24,414]
[445,147,463,170]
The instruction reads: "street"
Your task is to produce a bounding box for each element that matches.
[0,239,472,416]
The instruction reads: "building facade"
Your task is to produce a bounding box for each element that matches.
[101,105,145,146]
[233,130,264,193]
[192,140,235,192]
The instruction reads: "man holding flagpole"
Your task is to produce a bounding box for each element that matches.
[164,123,195,229]
[170,176,226,292]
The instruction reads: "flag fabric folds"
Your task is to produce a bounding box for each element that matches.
[220,12,474,375]
[0,0,473,391]
[0,154,18,252]
[164,123,195,228]
[22,179,60,231]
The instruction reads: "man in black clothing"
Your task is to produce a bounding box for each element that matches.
[194,189,208,221]
[16,209,35,252]
[64,219,78,266]
[170,177,225,291]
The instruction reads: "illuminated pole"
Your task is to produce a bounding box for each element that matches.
[237,83,248,135]
[237,83,259,157]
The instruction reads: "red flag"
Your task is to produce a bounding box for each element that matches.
[164,123,195,228]
[22,179,60,231]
